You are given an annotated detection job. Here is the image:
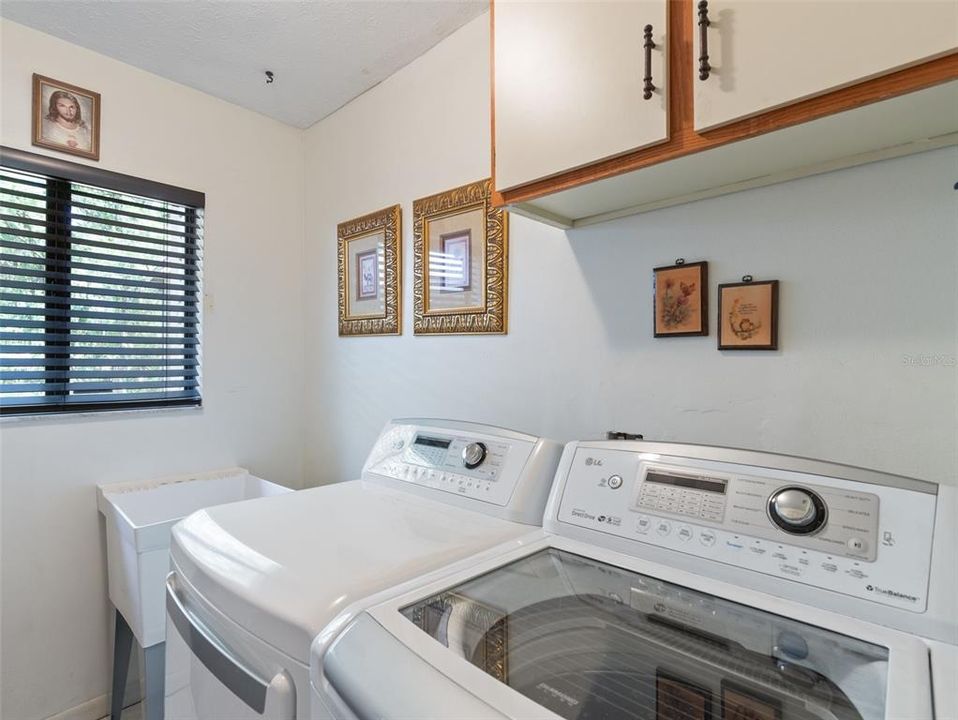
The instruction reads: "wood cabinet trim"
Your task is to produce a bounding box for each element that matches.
[492,0,958,208]
[490,1,506,208]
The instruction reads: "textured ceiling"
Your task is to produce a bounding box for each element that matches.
[1,1,488,128]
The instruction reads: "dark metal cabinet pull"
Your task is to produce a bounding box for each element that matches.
[643,24,656,99]
[698,0,711,80]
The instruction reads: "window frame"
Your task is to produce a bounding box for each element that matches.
[0,146,205,416]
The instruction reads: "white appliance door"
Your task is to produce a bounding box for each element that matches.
[165,573,297,720]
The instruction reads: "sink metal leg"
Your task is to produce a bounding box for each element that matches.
[112,609,165,720]
[111,611,134,720]
[143,642,165,720]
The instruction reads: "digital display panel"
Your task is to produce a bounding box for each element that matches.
[414,435,452,449]
[645,471,727,494]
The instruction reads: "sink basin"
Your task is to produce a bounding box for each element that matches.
[98,467,292,647]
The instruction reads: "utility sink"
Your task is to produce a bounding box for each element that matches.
[97,467,292,647]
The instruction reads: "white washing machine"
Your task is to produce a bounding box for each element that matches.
[313,440,957,720]
[163,418,563,719]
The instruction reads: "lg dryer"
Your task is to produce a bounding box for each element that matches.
[315,440,956,720]
[163,418,563,719]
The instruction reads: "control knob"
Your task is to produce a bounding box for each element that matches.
[462,442,488,469]
[768,487,827,535]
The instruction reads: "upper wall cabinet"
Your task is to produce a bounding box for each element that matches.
[693,0,958,130]
[491,0,958,227]
[494,0,669,192]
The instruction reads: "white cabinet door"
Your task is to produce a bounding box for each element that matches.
[495,0,669,192]
[694,0,958,131]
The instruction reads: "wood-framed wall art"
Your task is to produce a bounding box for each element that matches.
[337,205,402,336]
[32,74,100,161]
[656,670,713,720]
[413,178,508,335]
[717,277,779,350]
[653,259,708,337]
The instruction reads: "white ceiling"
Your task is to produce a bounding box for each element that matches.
[1,0,488,129]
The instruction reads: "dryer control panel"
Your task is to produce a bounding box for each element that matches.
[554,444,937,612]
[363,421,533,508]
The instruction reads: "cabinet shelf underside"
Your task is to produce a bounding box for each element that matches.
[509,80,958,229]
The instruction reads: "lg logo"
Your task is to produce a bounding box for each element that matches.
[585,457,603,467]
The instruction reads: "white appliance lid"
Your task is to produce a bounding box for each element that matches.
[399,547,890,720]
[320,535,936,720]
[170,479,535,663]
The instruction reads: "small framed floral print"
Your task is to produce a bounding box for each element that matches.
[653,260,708,337]
[717,279,779,350]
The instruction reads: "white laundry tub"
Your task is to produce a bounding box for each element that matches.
[98,467,292,648]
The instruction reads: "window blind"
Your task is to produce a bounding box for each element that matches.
[0,147,204,415]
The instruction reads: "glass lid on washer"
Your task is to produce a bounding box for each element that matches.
[401,549,889,720]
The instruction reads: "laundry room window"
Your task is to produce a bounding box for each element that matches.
[0,147,204,416]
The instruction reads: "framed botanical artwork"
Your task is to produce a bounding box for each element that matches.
[32,74,100,161]
[355,249,379,300]
[653,260,708,337]
[337,205,401,336]
[439,230,471,291]
[413,179,507,335]
[717,278,779,350]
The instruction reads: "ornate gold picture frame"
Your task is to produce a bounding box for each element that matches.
[413,179,507,335]
[337,205,401,336]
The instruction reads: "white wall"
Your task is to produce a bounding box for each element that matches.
[2,10,956,720]
[303,14,958,489]
[0,21,306,720]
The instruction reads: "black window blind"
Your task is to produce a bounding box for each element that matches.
[0,147,204,415]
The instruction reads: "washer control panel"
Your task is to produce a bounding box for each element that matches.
[364,424,521,506]
[556,446,937,612]
[634,467,729,523]
[633,465,879,560]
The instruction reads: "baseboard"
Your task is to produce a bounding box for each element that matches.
[44,694,109,720]
[44,694,142,720]
[43,630,146,720]
[44,670,141,720]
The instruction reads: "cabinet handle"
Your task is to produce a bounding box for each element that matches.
[698,0,711,80]
[643,24,656,99]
